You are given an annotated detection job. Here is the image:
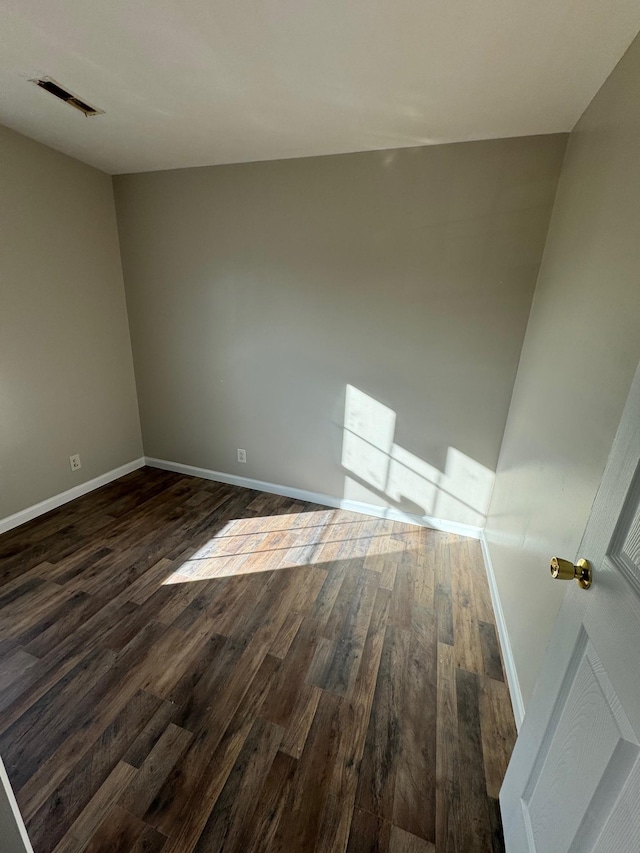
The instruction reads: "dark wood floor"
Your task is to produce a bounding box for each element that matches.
[0,467,516,853]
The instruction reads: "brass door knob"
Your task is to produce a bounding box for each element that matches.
[550,557,592,590]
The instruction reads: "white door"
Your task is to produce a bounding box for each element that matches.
[501,361,640,853]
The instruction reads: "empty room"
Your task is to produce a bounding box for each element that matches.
[2,2,640,852]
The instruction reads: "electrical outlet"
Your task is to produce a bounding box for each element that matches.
[237,449,246,464]
[69,454,81,472]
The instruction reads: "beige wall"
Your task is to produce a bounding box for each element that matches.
[0,125,142,520]
[114,136,565,526]
[486,33,640,710]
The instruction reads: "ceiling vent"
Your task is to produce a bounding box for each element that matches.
[31,77,104,117]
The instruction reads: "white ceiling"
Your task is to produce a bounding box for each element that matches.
[0,1,639,175]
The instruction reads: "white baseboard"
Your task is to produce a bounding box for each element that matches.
[0,458,145,536]
[143,457,483,540]
[480,531,525,730]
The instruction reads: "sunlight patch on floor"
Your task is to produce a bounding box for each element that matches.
[162,509,409,584]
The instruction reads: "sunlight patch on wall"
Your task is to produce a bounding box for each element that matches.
[386,444,441,513]
[342,384,395,491]
[341,384,495,526]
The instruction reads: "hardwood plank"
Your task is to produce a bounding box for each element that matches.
[435,642,461,853]
[321,569,379,698]
[316,793,356,853]
[166,632,226,707]
[435,535,454,646]
[0,565,52,604]
[323,564,365,640]
[0,581,74,646]
[311,560,349,627]
[315,585,391,853]
[388,548,414,629]
[450,540,482,674]
[169,577,233,633]
[0,646,116,787]
[413,530,436,610]
[270,689,343,852]
[305,635,336,689]
[26,689,163,851]
[24,590,121,658]
[478,621,505,682]
[145,653,280,846]
[393,601,437,842]
[0,648,39,692]
[47,547,114,588]
[192,717,284,852]
[355,625,409,821]
[119,723,193,818]
[269,609,304,659]
[436,582,454,646]
[389,825,436,852]
[290,565,330,615]
[125,557,175,605]
[346,807,391,853]
[82,804,166,853]
[169,635,246,735]
[279,683,322,759]
[379,559,398,592]
[488,797,507,853]
[456,669,493,852]
[0,582,152,721]
[233,750,298,853]
[262,617,322,728]
[17,621,183,819]
[478,675,517,800]
[466,539,495,624]
[122,695,179,769]
[0,576,46,613]
[138,615,217,701]
[51,762,138,853]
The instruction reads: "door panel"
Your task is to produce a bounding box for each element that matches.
[501,362,640,853]
[610,464,640,593]
[523,635,638,853]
